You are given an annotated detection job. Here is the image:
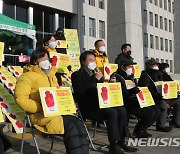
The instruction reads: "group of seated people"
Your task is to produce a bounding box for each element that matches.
[13,34,180,154]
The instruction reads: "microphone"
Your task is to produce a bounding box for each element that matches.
[94,67,100,73]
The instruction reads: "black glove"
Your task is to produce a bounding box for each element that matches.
[129,87,140,95]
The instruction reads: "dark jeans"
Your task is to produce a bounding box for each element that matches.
[127,105,160,133]
[82,107,128,147]
[63,115,89,154]
[156,97,180,127]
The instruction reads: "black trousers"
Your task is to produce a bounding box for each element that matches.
[82,106,128,147]
[127,104,160,133]
[63,116,89,154]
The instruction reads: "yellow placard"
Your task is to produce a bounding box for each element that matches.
[125,80,136,90]
[64,29,81,71]
[155,81,178,99]
[97,83,124,108]
[0,42,4,66]
[50,53,71,73]
[132,65,141,79]
[0,107,4,123]
[136,87,155,108]
[56,40,68,48]
[104,63,118,80]
[39,87,76,117]
[174,80,180,92]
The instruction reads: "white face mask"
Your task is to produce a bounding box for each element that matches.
[88,62,97,70]
[165,68,170,73]
[99,46,106,53]
[153,66,159,70]
[39,60,51,70]
[48,41,57,49]
[125,68,132,76]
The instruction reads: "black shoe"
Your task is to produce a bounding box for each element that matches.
[170,122,180,128]
[118,141,139,153]
[109,145,125,154]
[156,126,173,132]
[132,130,151,138]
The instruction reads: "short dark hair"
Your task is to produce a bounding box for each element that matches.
[43,34,54,45]
[94,39,103,47]
[145,58,159,68]
[80,51,95,65]
[30,47,50,65]
[121,43,131,52]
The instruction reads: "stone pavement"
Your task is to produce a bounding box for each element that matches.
[4,119,180,154]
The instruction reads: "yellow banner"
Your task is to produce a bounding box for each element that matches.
[56,40,68,48]
[136,87,155,108]
[64,29,81,71]
[8,66,23,78]
[39,87,76,117]
[132,65,141,79]
[104,63,118,80]
[0,42,4,66]
[97,83,124,108]
[50,53,71,73]
[155,81,178,99]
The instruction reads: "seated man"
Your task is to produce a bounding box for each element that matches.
[112,59,160,138]
[159,63,173,81]
[71,51,138,154]
[138,58,180,131]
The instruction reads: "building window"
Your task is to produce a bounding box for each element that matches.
[168,0,171,12]
[150,35,154,49]
[159,0,163,8]
[82,16,85,35]
[155,14,158,28]
[149,0,153,3]
[165,39,168,51]
[59,15,65,28]
[160,16,163,29]
[144,10,148,24]
[3,2,15,19]
[156,58,159,62]
[144,33,148,48]
[89,0,95,6]
[149,12,153,26]
[165,19,167,29]
[170,60,173,72]
[89,18,96,37]
[169,40,172,52]
[166,60,169,64]
[155,36,159,50]
[172,2,174,14]
[44,11,55,33]
[160,37,164,50]
[99,0,105,9]
[99,20,105,39]
[155,0,158,6]
[164,0,167,10]
[16,5,28,23]
[169,20,172,32]
[161,59,164,63]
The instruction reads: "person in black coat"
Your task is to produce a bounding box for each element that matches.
[115,44,136,71]
[72,51,138,154]
[112,59,160,138]
[159,63,173,81]
[138,58,180,131]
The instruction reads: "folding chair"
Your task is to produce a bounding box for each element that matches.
[20,115,54,154]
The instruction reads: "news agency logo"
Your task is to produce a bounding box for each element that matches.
[127,138,180,147]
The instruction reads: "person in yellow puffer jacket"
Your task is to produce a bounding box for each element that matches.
[43,34,57,53]
[14,47,89,154]
[93,40,109,73]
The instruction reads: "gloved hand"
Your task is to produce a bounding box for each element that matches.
[129,87,140,94]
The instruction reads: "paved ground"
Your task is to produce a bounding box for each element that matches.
[4,119,180,154]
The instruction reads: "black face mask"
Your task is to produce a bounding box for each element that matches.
[127,50,132,56]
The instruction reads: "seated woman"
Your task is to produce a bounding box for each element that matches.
[14,47,89,154]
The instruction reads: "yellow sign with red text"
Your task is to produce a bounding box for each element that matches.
[104,63,118,80]
[39,87,76,117]
[97,83,124,108]
[132,65,141,79]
